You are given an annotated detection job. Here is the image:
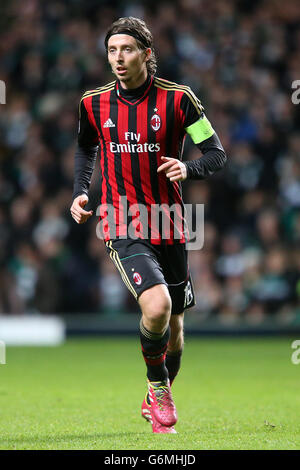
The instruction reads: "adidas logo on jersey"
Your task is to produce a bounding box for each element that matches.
[103,118,115,128]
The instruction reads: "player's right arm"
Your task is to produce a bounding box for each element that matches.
[70,97,99,224]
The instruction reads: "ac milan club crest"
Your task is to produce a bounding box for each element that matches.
[151,114,161,132]
[133,272,142,285]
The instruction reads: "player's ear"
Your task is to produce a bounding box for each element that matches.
[144,48,152,63]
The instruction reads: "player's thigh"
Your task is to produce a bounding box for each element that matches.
[159,244,196,315]
[105,238,168,304]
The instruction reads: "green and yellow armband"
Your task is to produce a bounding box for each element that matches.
[185,114,215,144]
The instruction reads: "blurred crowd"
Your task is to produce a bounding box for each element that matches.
[1,0,300,323]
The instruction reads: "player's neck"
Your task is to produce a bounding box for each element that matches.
[118,74,151,102]
[119,69,148,90]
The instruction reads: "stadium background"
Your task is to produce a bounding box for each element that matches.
[0,0,300,337]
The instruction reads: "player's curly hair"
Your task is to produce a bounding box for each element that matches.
[105,17,157,76]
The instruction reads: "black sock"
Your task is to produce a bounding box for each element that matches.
[165,350,183,385]
[140,320,170,382]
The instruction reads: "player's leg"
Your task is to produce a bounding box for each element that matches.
[105,240,169,383]
[166,312,184,385]
[139,283,178,431]
[139,283,171,333]
[168,312,184,352]
[105,239,177,429]
[138,283,177,427]
[140,309,184,401]
[160,244,195,388]
[140,307,184,433]
[138,283,171,383]
[105,238,172,381]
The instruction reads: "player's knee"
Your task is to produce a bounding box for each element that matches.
[150,297,171,322]
[139,285,171,315]
[141,292,172,330]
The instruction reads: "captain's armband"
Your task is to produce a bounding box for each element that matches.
[185,114,215,144]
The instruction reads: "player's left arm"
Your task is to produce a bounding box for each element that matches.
[157,90,227,182]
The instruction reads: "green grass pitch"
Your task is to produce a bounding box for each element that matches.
[0,336,299,450]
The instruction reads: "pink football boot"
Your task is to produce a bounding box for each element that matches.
[147,379,177,427]
[141,396,177,434]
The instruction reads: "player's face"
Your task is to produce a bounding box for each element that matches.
[107,34,150,89]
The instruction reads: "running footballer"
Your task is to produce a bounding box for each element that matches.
[70,17,227,434]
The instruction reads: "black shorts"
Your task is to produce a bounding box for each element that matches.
[105,239,195,315]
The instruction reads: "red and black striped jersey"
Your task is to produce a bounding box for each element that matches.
[78,75,206,244]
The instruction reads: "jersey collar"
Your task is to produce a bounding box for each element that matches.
[115,75,153,106]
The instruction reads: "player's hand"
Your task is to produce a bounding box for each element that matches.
[70,194,93,224]
[157,156,187,182]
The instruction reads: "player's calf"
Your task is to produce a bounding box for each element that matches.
[140,320,170,382]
